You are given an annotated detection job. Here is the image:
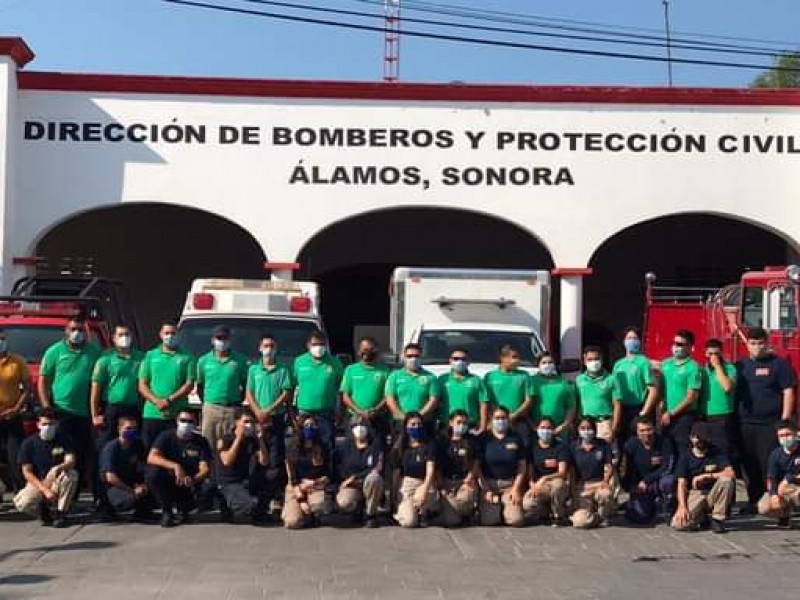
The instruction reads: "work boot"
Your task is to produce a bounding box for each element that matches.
[365,516,379,529]
[52,511,69,529]
[39,502,53,526]
[710,519,727,534]
[160,510,176,528]
[778,517,792,529]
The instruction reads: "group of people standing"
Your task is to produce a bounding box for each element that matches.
[0,315,797,534]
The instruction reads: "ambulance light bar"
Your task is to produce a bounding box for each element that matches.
[198,279,303,293]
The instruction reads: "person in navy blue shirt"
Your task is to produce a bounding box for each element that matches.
[569,417,615,529]
[282,413,331,529]
[391,411,438,528]
[735,327,796,514]
[436,410,478,527]
[671,422,735,534]
[621,416,675,524]
[757,419,800,527]
[99,415,155,520]
[335,414,385,528]
[523,416,570,525]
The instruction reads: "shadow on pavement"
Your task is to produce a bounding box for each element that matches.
[0,574,54,585]
[0,540,117,563]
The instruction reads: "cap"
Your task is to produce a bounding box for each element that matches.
[211,325,230,337]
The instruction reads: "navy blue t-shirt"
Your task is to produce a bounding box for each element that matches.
[735,355,796,425]
[337,438,383,482]
[151,431,212,478]
[287,439,330,483]
[622,435,675,487]
[400,441,437,480]
[216,433,259,485]
[438,437,475,481]
[18,434,72,480]
[768,445,800,493]
[529,440,569,480]
[478,433,526,481]
[674,449,729,494]
[99,438,146,486]
[569,439,612,483]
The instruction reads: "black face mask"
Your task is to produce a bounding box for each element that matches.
[360,350,377,362]
[692,441,708,452]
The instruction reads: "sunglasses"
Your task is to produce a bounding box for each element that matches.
[177,418,194,424]
[450,356,467,361]
[406,353,421,359]
[673,341,688,347]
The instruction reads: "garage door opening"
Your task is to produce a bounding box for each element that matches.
[296,208,554,355]
[586,213,799,360]
[35,203,267,345]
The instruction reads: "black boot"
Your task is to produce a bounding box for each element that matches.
[39,501,53,526]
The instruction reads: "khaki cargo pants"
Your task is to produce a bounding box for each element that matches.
[438,480,477,527]
[14,467,79,516]
[201,403,240,453]
[282,485,326,529]
[671,477,735,530]
[395,476,439,528]
[336,473,384,517]
[571,481,616,529]
[479,479,525,527]
[757,484,800,520]
[523,477,569,520]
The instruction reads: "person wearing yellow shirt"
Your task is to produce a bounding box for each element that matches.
[0,328,31,495]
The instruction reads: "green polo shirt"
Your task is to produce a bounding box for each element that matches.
[575,371,621,419]
[701,362,737,417]
[340,361,390,412]
[612,354,655,407]
[292,352,343,414]
[438,371,488,426]
[247,361,293,413]
[385,368,439,417]
[530,374,576,426]
[139,346,196,420]
[197,350,250,406]
[660,357,703,414]
[484,368,533,413]
[92,349,145,406]
[40,340,102,417]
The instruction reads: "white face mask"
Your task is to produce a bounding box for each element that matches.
[162,334,178,349]
[261,346,275,359]
[405,356,421,371]
[212,339,230,352]
[176,422,194,438]
[585,360,603,374]
[539,363,556,377]
[310,344,327,359]
[115,335,131,350]
[39,424,57,441]
[68,330,85,345]
[351,425,369,440]
[453,423,468,438]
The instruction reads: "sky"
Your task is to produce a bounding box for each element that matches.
[2,0,799,87]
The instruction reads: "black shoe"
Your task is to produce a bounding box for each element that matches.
[39,502,53,526]
[220,505,234,523]
[778,517,792,529]
[179,509,192,525]
[160,511,176,528]
[710,519,727,534]
[365,516,379,529]
[737,503,756,516]
[52,512,69,529]
[350,510,365,525]
[418,515,429,528]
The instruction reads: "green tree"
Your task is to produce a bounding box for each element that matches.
[751,52,800,88]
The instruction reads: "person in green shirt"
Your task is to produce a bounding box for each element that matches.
[38,314,102,499]
[138,321,196,449]
[196,325,250,451]
[659,329,703,456]
[612,326,658,445]
[484,344,535,441]
[245,333,293,464]
[90,323,145,450]
[530,352,576,439]
[700,338,736,459]
[575,346,622,443]
[340,336,391,441]
[438,349,489,433]
[292,330,343,465]
[386,343,439,430]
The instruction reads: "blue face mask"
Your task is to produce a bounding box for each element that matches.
[407,425,425,441]
[68,330,85,345]
[303,425,318,441]
[624,339,641,353]
[121,429,139,443]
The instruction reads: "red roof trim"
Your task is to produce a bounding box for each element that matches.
[0,38,34,68]
[17,71,800,106]
[552,268,594,277]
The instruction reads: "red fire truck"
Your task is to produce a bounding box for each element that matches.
[643,265,800,368]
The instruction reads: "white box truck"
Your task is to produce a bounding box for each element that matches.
[389,267,551,377]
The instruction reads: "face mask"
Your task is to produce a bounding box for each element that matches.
[451,359,468,373]
[176,422,194,438]
[405,357,421,371]
[121,429,138,443]
[492,418,509,434]
[360,350,377,362]
[672,345,688,359]
[115,335,131,350]
[310,344,327,359]
[163,334,178,349]
[212,339,230,352]
[538,363,556,377]
[579,429,595,442]
[68,330,85,345]
[0,339,8,353]
[303,425,318,441]
[243,423,256,437]
[260,346,275,359]
[407,424,424,441]
[351,425,369,440]
[624,339,641,353]
[537,428,554,443]
[453,423,468,438]
[779,436,796,451]
[585,360,602,374]
[691,440,708,452]
[39,424,56,442]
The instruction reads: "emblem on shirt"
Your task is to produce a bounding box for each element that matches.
[185,449,199,457]
[52,447,64,456]
[594,451,603,460]
[506,443,518,451]
[704,464,717,472]
[651,455,663,465]
[544,458,557,468]
[755,368,771,377]
[419,376,429,385]
[458,448,467,456]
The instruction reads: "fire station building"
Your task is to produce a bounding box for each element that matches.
[1,37,799,359]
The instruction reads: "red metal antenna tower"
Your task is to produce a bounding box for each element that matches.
[383,0,400,82]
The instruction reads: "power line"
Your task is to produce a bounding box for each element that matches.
[163,0,800,74]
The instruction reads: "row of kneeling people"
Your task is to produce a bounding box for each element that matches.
[11,405,800,532]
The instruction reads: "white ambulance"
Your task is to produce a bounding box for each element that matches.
[177,278,323,363]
